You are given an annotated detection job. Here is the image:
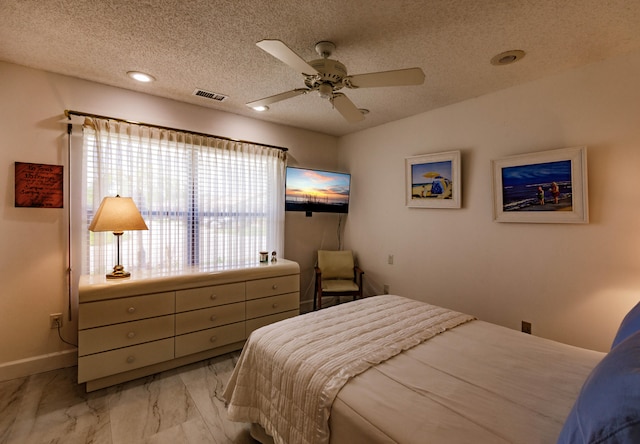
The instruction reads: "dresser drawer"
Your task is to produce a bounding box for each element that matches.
[79,292,174,329]
[246,310,299,336]
[176,282,245,312]
[175,301,245,335]
[78,315,175,356]
[246,292,299,319]
[245,274,299,300]
[175,322,246,358]
[78,338,174,383]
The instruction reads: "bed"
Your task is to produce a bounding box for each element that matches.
[223,295,640,444]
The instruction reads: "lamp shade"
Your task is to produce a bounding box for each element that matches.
[88,195,148,232]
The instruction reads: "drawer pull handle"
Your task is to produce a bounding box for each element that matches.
[272,284,278,290]
[210,294,217,300]
[126,356,135,364]
[272,303,279,309]
[127,307,136,314]
[127,332,136,339]
[210,336,217,343]
[210,315,217,322]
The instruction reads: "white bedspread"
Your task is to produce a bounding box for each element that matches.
[223,295,474,444]
[329,320,604,443]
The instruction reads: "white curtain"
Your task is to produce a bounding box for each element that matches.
[81,117,286,275]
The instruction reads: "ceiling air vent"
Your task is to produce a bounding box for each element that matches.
[193,88,228,102]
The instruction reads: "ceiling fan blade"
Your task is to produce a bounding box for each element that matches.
[256,39,319,76]
[346,67,425,88]
[331,93,365,123]
[246,89,309,108]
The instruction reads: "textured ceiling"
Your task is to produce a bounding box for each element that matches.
[1,0,640,137]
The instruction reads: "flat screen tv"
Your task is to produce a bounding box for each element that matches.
[285,166,351,214]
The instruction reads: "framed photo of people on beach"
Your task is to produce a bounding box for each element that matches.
[491,146,588,223]
[406,151,461,209]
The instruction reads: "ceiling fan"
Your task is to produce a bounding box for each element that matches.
[247,40,426,123]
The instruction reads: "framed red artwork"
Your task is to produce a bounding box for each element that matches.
[15,162,64,208]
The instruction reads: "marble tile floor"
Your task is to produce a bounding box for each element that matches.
[0,351,256,444]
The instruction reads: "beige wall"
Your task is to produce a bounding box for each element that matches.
[339,49,640,352]
[0,61,339,379]
[3,46,639,379]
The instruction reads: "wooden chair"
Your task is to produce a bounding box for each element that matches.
[314,250,364,310]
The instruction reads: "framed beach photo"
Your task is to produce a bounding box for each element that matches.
[406,151,461,208]
[491,146,588,223]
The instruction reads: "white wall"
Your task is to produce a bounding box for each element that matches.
[0,61,339,379]
[339,49,640,352]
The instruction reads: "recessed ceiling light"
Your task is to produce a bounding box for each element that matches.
[358,109,370,115]
[127,71,156,82]
[490,50,526,66]
[252,105,269,112]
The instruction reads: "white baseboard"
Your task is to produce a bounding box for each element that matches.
[0,349,77,382]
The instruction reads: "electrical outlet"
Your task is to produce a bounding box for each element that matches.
[521,320,532,334]
[50,313,63,329]
[383,284,390,294]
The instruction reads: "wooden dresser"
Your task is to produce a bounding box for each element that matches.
[78,259,300,391]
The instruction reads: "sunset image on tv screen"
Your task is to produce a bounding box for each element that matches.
[285,167,350,213]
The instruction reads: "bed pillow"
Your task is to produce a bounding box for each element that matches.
[557,330,640,444]
[611,301,640,349]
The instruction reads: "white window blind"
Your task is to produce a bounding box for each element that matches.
[81,117,286,275]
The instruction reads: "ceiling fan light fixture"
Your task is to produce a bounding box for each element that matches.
[490,50,526,66]
[127,71,156,82]
[318,83,333,99]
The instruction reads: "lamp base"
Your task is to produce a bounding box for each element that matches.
[106,264,131,279]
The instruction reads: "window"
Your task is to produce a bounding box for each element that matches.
[81,118,286,276]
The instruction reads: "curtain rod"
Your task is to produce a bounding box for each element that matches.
[64,110,288,152]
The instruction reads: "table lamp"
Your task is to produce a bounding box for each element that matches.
[88,195,148,279]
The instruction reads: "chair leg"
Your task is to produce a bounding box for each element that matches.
[313,289,322,310]
[313,275,318,311]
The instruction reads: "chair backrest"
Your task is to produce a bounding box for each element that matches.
[317,250,355,280]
